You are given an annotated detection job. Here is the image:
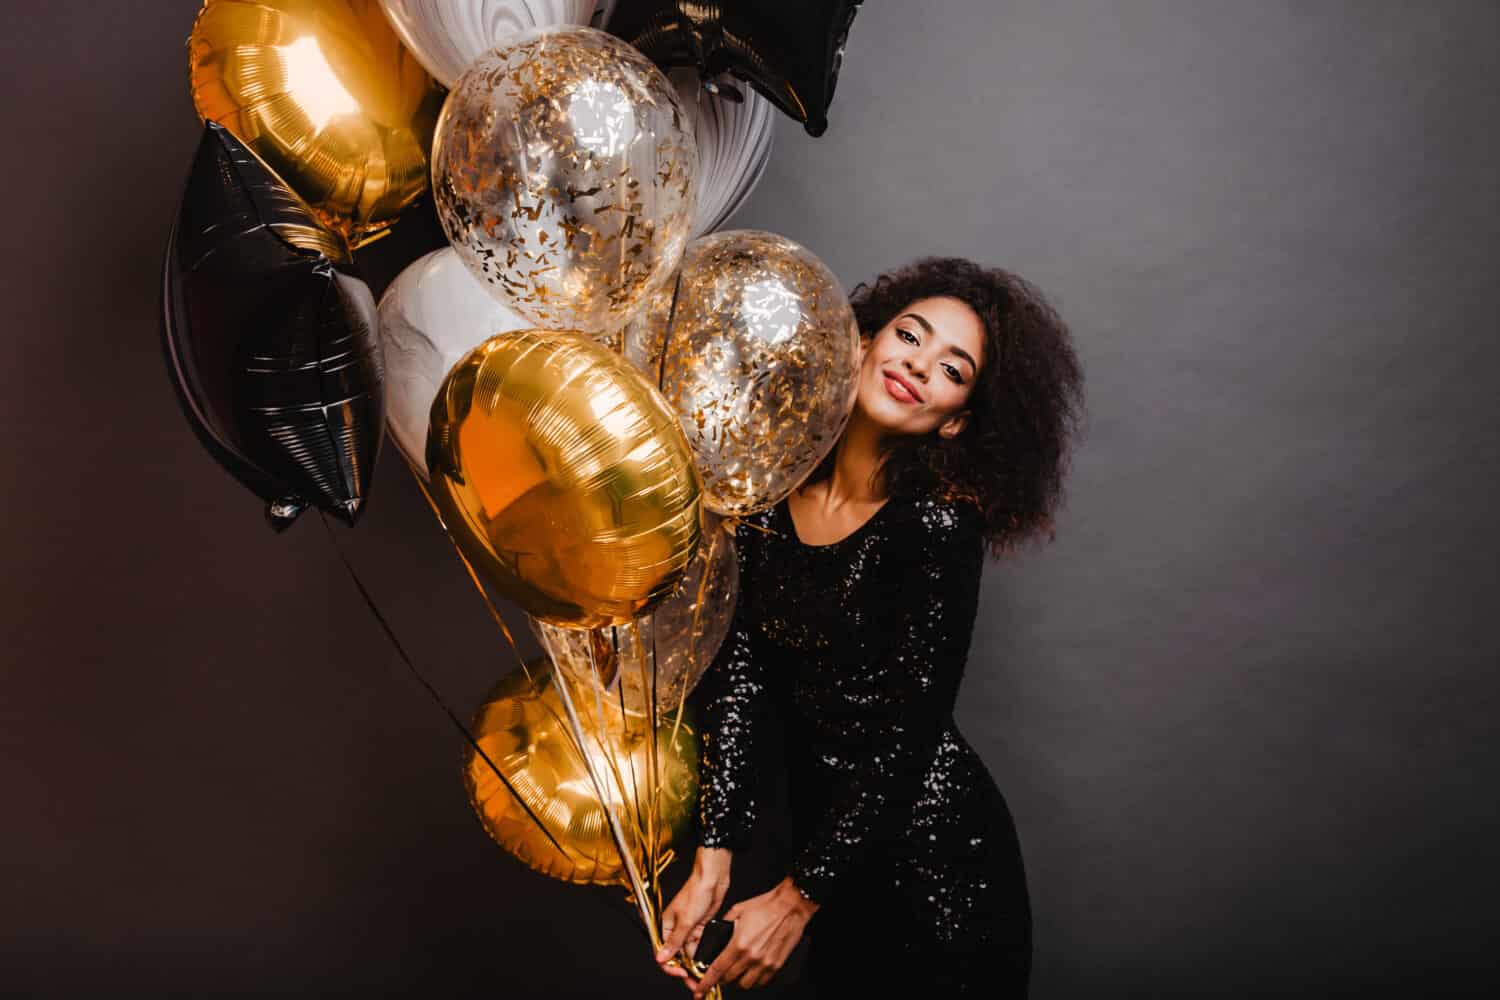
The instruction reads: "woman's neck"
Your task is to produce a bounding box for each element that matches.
[823,409,888,508]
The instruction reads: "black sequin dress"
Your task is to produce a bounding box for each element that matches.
[693,494,1031,995]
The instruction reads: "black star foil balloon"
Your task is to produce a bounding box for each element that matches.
[162,122,385,530]
[607,0,863,137]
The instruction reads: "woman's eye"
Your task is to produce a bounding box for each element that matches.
[896,328,918,345]
[942,364,963,383]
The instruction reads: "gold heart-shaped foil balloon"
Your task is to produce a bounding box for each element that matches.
[464,666,699,886]
[188,0,441,246]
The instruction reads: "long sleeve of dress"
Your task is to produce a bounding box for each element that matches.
[694,518,769,853]
[788,502,986,905]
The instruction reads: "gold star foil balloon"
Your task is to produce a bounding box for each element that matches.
[465,665,698,886]
[624,230,860,517]
[532,511,739,719]
[426,328,701,628]
[189,0,441,246]
[431,25,697,331]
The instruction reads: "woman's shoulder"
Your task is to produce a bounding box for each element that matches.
[886,492,985,543]
[870,493,986,580]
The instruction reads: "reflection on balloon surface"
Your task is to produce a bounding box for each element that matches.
[432,26,696,331]
[533,511,738,719]
[426,329,701,627]
[189,0,441,244]
[624,230,858,516]
[465,665,698,886]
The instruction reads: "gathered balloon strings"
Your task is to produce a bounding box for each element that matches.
[404,461,714,987]
[549,653,662,947]
[313,511,565,858]
[315,510,658,957]
[404,462,675,953]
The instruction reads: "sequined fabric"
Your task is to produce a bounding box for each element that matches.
[693,494,1031,992]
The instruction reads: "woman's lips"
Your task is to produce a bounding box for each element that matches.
[883,371,922,404]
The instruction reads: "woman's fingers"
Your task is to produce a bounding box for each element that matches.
[690,947,736,999]
[657,900,698,962]
[693,940,765,998]
[720,951,760,992]
[655,923,681,963]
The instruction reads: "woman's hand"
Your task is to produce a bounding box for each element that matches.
[657,847,734,982]
[689,877,819,997]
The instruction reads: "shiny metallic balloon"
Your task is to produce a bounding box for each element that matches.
[378,0,597,88]
[163,123,385,529]
[189,0,442,246]
[533,511,738,719]
[426,328,701,628]
[379,250,630,479]
[432,25,697,331]
[624,230,859,517]
[464,665,698,886]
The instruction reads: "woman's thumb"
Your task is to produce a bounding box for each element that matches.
[656,916,683,962]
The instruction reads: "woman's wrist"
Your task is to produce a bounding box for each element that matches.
[694,845,733,880]
[775,875,820,918]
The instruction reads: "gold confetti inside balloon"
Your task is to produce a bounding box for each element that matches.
[624,230,860,517]
[533,511,738,719]
[464,665,698,886]
[427,328,701,628]
[432,25,697,331]
[189,0,441,245]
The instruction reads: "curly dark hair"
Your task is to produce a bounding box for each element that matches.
[811,257,1085,558]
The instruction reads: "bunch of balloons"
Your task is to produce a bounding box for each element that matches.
[159,0,864,983]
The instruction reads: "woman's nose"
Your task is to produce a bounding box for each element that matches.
[903,356,928,381]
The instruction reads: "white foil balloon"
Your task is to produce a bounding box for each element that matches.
[377,0,598,88]
[376,248,531,477]
[671,69,775,238]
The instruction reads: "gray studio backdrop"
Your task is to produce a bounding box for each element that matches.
[2,1,1495,995]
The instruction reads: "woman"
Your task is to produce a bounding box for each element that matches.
[656,257,1083,997]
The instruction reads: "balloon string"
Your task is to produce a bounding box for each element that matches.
[588,634,649,870]
[551,663,662,953]
[639,620,662,893]
[644,617,665,918]
[675,520,719,752]
[315,512,568,858]
[656,270,685,392]
[407,464,602,798]
[626,621,658,903]
[406,461,662,951]
[575,644,654,870]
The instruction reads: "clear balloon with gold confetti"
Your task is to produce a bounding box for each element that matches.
[431,25,697,332]
[625,230,860,516]
[532,510,738,721]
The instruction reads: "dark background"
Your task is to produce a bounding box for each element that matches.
[3,1,1497,995]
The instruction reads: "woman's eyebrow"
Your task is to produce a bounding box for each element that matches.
[899,311,934,335]
[902,311,976,371]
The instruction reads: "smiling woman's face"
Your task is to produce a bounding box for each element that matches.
[854,295,986,438]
